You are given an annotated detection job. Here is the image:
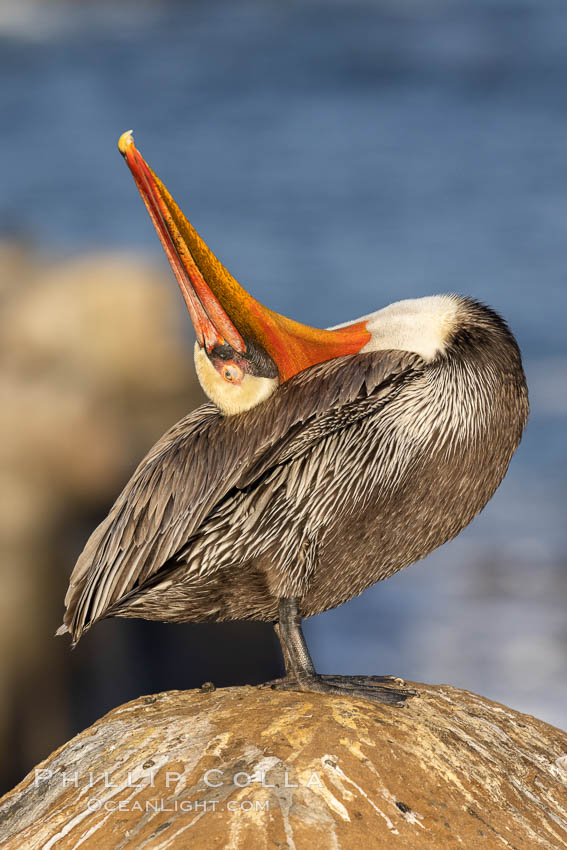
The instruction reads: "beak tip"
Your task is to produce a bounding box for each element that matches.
[118,129,135,156]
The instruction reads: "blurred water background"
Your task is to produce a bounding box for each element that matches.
[1,0,566,795]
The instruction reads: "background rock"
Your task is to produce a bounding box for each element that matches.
[0,243,199,791]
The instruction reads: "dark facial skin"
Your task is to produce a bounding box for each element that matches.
[207,340,279,386]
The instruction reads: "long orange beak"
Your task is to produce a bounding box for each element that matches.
[118,131,370,381]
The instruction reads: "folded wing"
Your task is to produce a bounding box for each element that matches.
[60,349,423,642]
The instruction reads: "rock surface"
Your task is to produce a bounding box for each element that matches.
[1,681,567,849]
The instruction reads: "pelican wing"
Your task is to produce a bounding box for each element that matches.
[235,350,423,487]
[60,350,423,641]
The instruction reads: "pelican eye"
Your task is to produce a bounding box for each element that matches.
[221,362,243,384]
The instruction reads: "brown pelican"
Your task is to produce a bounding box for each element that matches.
[57,131,529,704]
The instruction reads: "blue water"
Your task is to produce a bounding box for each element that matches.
[1,0,566,728]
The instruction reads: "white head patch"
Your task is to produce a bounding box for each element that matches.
[332,295,462,361]
[194,343,278,415]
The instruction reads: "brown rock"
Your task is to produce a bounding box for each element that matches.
[0,244,204,789]
[1,682,566,849]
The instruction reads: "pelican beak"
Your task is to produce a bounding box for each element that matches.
[118,131,370,381]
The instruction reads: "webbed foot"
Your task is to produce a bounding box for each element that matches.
[266,673,415,705]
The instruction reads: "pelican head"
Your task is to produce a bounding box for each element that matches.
[119,131,375,414]
[119,132,471,414]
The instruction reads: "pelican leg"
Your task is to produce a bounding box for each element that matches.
[269,598,413,705]
[273,622,294,675]
[277,597,317,679]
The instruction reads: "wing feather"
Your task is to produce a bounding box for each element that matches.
[60,350,423,641]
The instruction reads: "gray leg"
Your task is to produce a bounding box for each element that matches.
[270,597,414,705]
[273,622,294,675]
[277,598,316,679]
